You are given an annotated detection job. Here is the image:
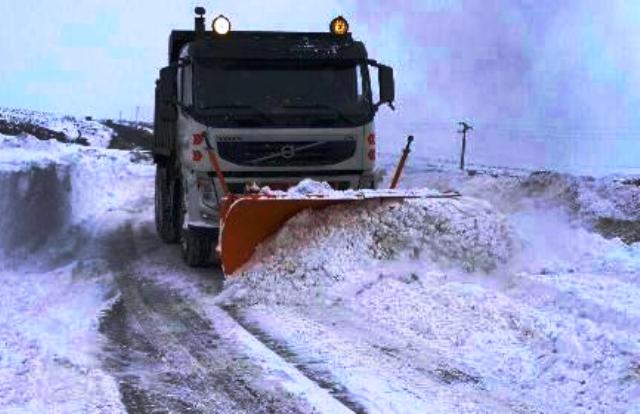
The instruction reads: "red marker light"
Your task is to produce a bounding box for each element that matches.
[367,133,376,146]
[192,150,203,162]
[368,148,376,161]
[192,133,204,145]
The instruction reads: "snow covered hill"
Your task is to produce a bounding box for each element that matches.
[0,107,152,150]
[0,107,114,147]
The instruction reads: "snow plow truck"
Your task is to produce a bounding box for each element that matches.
[152,8,397,272]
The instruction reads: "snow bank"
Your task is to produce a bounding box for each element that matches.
[218,192,517,307]
[399,166,640,223]
[0,134,153,257]
[0,164,72,252]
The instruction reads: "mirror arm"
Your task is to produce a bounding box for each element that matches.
[372,101,395,112]
[367,59,380,68]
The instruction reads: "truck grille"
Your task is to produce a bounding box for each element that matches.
[217,140,356,167]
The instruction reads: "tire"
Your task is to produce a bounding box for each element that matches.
[155,165,182,243]
[181,228,216,267]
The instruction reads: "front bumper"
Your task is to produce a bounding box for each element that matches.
[185,170,376,229]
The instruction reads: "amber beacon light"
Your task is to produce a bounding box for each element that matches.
[330,16,349,35]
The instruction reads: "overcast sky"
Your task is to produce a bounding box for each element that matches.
[1,0,639,172]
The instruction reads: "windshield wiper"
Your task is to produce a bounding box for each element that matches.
[279,104,354,124]
[202,104,274,124]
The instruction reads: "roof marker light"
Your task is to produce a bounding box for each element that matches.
[330,16,349,35]
[212,15,231,35]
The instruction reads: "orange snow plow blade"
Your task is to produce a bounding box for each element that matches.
[218,191,459,276]
[213,135,458,276]
[219,196,357,275]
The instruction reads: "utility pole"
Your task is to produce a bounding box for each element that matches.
[135,106,140,124]
[457,121,473,170]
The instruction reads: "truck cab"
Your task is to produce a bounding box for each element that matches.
[153,9,395,266]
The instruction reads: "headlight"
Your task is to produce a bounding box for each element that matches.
[212,15,231,35]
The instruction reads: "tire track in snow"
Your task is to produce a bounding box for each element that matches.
[227,304,526,414]
[99,221,351,413]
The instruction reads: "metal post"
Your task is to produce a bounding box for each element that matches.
[390,135,414,189]
[457,122,472,170]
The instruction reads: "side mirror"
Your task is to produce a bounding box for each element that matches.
[157,66,178,122]
[378,65,395,109]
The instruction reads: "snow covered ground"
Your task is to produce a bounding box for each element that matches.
[0,107,115,148]
[0,265,125,413]
[1,129,639,413]
[215,155,640,413]
[0,133,153,413]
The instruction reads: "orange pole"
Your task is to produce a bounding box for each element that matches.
[202,133,230,197]
[206,149,230,196]
[389,135,414,189]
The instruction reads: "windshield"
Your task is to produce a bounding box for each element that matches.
[193,60,370,123]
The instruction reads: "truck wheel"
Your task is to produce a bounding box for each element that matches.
[181,228,216,267]
[155,165,182,243]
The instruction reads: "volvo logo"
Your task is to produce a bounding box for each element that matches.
[247,141,327,165]
[280,145,295,159]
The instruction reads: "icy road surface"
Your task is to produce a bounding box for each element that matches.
[1,135,640,413]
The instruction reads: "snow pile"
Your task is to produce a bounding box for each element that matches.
[218,193,516,307]
[508,206,640,276]
[217,171,640,413]
[0,107,114,147]
[284,178,334,195]
[0,133,153,256]
[259,177,443,200]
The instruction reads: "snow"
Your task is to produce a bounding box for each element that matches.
[0,133,153,230]
[391,156,640,224]
[218,164,640,412]
[0,107,114,148]
[0,264,125,413]
[260,177,444,199]
[0,132,152,412]
[1,117,640,412]
[218,195,516,306]
[188,301,353,413]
